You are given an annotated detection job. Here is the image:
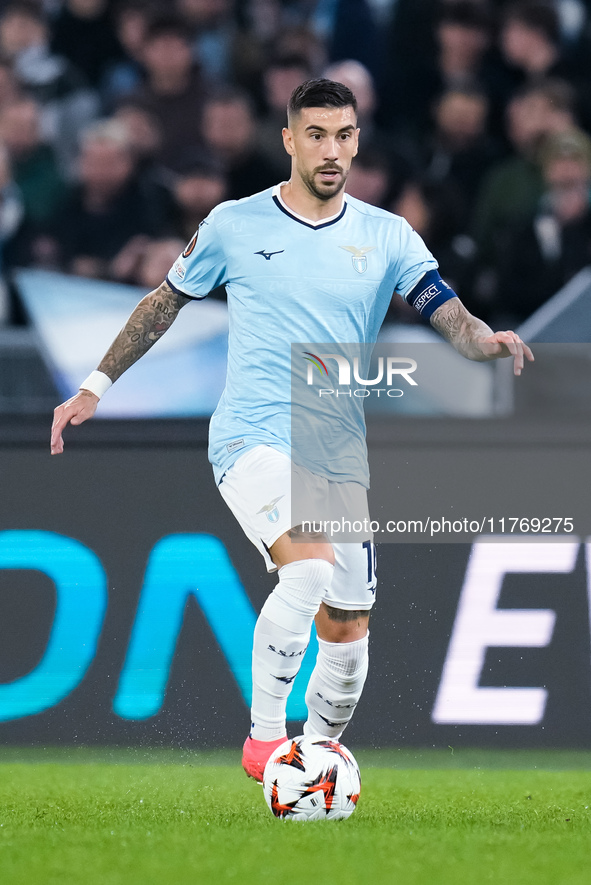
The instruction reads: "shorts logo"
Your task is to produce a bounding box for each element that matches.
[414,283,441,313]
[174,261,186,280]
[257,495,285,523]
[340,245,375,274]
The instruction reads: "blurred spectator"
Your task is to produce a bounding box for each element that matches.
[257,54,311,176]
[131,14,208,170]
[419,86,503,230]
[112,100,164,172]
[201,88,283,199]
[101,0,159,109]
[111,235,186,288]
[497,0,591,121]
[437,0,495,86]
[472,78,577,268]
[0,144,25,324]
[50,0,122,90]
[40,119,169,278]
[169,155,227,240]
[346,148,394,208]
[0,59,21,110]
[270,25,327,76]
[0,1,99,175]
[496,128,591,325]
[392,178,475,309]
[0,96,65,224]
[381,0,496,138]
[322,0,381,81]
[499,0,564,79]
[177,0,238,83]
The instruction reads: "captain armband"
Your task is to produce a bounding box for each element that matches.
[405,270,457,319]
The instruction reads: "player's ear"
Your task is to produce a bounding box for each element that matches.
[282,127,295,156]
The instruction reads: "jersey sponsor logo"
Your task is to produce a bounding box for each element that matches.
[257,495,284,523]
[340,245,375,274]
[254,249,285,260]
[182,232,198,258]
[173,261,186,280]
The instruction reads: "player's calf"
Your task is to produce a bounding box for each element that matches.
[303,632,369,739]
[249,558,334,742]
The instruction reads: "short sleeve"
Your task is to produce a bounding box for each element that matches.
[391,218,439,300]
[166,214,228,299]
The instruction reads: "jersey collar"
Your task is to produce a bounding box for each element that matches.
[272,182,347,230]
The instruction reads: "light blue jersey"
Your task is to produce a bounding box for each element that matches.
[166,184,438,486]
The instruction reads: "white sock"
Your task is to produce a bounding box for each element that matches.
[250,559,334,741]
[303,633,369,740]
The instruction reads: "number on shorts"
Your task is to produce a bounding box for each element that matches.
[362,540,377,588]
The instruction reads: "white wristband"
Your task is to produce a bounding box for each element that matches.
[79,370,112,399]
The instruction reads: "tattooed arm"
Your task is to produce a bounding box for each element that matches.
[51,281,190,453]
[430,296,534,376]
[97,281,190,382]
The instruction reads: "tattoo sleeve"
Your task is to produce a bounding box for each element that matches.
[97,281,191,383]
[430,296,494,361]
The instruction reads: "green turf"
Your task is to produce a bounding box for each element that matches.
[1,749,590,885]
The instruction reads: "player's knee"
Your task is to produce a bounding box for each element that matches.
[261,558,335,632]
[270,525,335,568]
[317,603,370,643]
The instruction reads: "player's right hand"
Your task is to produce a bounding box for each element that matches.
[50,389,99,455]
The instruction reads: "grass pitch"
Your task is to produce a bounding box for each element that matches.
[1,748,590,885]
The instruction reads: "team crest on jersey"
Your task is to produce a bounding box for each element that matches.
[257,495,284,523]
[340,245,375,274]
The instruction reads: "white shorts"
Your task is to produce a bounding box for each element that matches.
[218,445,377,610]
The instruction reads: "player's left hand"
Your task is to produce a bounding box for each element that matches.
[477,331,534,376]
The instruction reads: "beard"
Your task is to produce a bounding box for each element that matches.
[299,164,348,201]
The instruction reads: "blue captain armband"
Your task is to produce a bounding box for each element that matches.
[406,270,457,318]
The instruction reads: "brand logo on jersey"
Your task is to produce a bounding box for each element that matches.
[257,495,285,523]
[227,438,245,454]
[173,261,186,280]
[254,249,285,260]
[340,245,375,274]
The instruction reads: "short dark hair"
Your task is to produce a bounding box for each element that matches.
[287,78,357,121]
[439,0,492,31]
[144,13,188,44]
[512,77,575,114]
[503,1,560,46]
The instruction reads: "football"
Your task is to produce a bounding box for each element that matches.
[262,735,361,821]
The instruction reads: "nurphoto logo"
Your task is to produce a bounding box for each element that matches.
[302,351,418,398]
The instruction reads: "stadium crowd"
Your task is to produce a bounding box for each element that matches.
[1,0,591,329]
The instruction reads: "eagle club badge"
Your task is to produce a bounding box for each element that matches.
[340,245,375,274]
[257,496,284,523]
